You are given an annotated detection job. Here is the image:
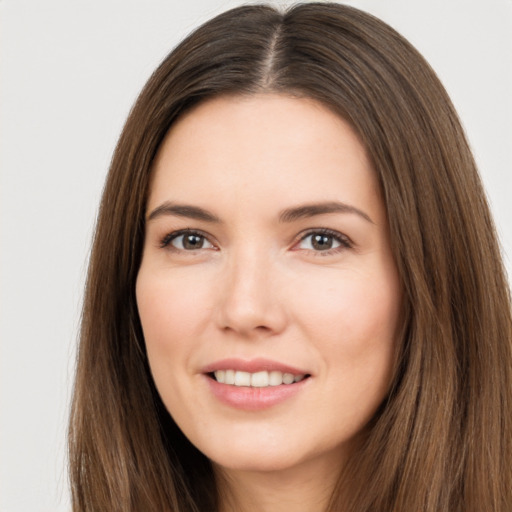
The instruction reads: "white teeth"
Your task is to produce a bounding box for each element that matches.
[282,373,295,385]
[213,370,306,387]
[269,370,283,386]
[225,369,235,385]
[251,371,269,387]
[234,371,251,386]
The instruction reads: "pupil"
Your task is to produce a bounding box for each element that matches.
[312,234,332,250]
[184,234,203,250]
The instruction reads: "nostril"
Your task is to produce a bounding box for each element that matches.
[255,325,272,332]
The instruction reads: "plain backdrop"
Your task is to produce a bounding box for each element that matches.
[1,1,511,510]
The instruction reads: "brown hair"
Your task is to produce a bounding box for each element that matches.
[69,3,512,511]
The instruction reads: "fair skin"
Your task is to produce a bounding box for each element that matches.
[136,94,402,512]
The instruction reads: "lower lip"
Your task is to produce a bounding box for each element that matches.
[205,375,309,411]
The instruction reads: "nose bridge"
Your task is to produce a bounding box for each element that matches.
[217,243,285,336]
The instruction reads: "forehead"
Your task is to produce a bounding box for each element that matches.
[148,93,384,223]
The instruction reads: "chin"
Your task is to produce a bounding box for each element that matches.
[214,452,300,473]
[198,431,347,477]
[192,431,300,473]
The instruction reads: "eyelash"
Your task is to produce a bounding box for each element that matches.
[295,228,353,256]
[159,229,213,250]
[158,228,353,255]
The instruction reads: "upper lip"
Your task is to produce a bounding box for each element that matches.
[201,358,310,375]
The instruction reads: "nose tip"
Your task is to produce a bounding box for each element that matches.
[216,259,287,338]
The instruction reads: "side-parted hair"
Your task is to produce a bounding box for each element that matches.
[69,3,512,511]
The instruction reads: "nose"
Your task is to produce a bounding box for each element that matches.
[215,248,287,338]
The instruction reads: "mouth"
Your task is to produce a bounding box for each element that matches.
[208,369,310,387]
[201,358,312,409]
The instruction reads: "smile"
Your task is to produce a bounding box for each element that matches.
[202,359,312,410]
[212,370,308,387]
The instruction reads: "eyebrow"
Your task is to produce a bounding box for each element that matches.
[147,202,221,223]
[147,200,373,224]
[278,201,374,224]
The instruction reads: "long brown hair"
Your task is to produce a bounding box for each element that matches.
[69,3,512,511]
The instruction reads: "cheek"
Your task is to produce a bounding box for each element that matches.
[293,268,401,402]
[295,270,400,344]
[135,270,209,410]
[136,269,211,352]
[135,274,203,401]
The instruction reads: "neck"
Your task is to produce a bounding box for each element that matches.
[214,453,344,512]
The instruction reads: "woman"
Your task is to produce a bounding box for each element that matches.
[68,3,512,511]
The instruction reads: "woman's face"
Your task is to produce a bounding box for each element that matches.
[136,94,401,477]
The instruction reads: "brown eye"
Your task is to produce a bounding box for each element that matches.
[167,232,214,251]
[294,230,352,254]
[311,234,335,250]
[298,232,342,251]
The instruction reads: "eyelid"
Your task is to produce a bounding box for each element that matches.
[292,228,353,253]
[157,227,352,254]
[159,228,217,250]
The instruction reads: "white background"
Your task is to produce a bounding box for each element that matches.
[1,1,510,510]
